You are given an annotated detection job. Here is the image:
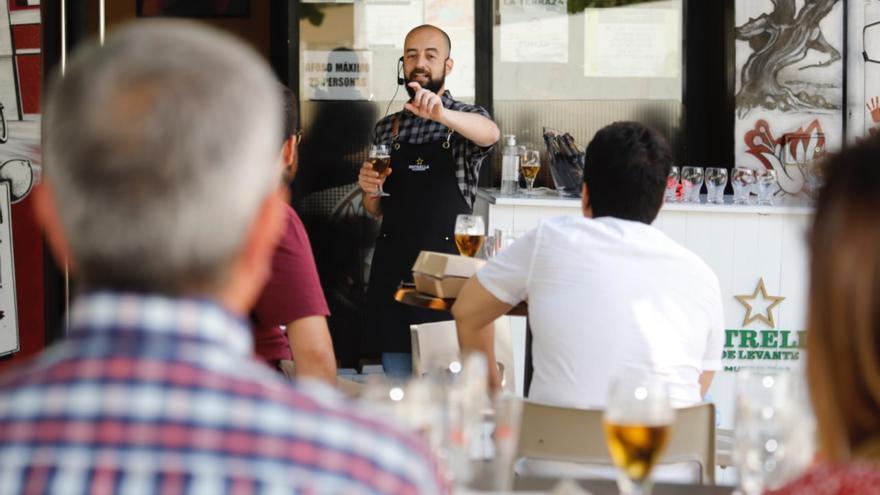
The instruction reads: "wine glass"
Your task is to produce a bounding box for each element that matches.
[681,167,704,203]
[705,167,729,204]
[733,369,805,495]
[424,352,489,486]
[755,169,778,206]
[604,372,674,495]
[665,166,680,202]
[732,167,756,205]
[520,149,541,196]
[454,214,485,257]
[360,375,436,434]
[369,144,391,197]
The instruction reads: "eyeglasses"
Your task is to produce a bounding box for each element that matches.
[293,129,304,146]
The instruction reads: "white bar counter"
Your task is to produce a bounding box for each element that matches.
[474,187,813,433]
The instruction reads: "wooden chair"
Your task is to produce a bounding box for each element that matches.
[410,318,516,394]
[515,400,716,484]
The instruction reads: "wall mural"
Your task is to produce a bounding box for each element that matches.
[0,0,43,363]
[735,0,843,197]
[858,3,880,139]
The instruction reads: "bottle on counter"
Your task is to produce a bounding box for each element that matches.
[501,134,520,195]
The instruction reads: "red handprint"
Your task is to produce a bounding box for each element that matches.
[867,97,880,124]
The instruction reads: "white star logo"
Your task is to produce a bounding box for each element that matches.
[735,278,785,328]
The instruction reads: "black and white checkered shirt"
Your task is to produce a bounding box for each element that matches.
[372,91,495,208]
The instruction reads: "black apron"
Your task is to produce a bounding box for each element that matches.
[366,119,471,353]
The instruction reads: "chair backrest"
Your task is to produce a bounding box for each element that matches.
[515,400,716,484]
[410,320,459,377]
[410,318,516,393]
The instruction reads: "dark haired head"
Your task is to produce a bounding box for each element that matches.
[279,83,298,144]
[583,121,672,224]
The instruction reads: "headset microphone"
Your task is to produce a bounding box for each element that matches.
[397,56,405,85]
[382,57,405,120]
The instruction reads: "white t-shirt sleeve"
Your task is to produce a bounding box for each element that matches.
[701,277,725,371]
[475,227,539,305]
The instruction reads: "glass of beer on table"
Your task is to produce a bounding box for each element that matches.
[454,214,485,257]
[603,372,674,495]
[369,144,391,197]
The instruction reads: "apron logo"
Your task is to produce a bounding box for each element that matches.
[408,157,430,172]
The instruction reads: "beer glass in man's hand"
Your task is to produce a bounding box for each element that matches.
[454,214,485,257]
[369,144,391,197]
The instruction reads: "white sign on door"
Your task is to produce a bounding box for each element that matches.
[0,182,18,357]
[303,50,372,101]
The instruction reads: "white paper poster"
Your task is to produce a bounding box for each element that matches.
[303,50,372,100]
[425,0,473,29]
[0,182,18,357]
[500,0,569,63]
[356,0,425,49]
[584,8,680,78]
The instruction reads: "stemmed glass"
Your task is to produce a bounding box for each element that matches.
[732,167,756,205]
[705,167,729,204]
[665,166,680,202]
[604,373,674,495]
[424,352,489,487]
[454,214,485,258]
[733,369,807,495]
[520,149,541,196]
[681,166,704,203]
[369,144,391,197]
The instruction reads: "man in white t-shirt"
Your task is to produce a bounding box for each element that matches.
[452,122,724,408]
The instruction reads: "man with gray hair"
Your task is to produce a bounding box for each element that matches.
[0,21,446,494]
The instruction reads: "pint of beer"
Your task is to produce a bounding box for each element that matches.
[453,214,486,257]
[455,233,485,258]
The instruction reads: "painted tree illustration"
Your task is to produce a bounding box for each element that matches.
[736,0,841,117]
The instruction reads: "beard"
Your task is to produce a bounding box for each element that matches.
[405,69,446,99]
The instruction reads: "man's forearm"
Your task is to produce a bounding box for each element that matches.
[699,371,715,398]
[438,110,500,148]
[362,193,382,217]
[451,277,513,391]
[287,316,337,384]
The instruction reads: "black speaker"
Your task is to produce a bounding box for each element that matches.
[397,56,405,85]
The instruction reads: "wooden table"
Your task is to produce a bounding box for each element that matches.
[393,283,534,394]
[393,284,528,316]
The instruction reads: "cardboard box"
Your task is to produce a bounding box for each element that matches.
[412,251,486,298]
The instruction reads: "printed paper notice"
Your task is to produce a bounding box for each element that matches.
[303,50,372,100]
[356,1,424,49]
[584,8,680,78]
[0,182,18,357]
[500,0,569,63]
[425,0,473,29]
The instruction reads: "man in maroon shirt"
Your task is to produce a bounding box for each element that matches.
[251,85,336,383]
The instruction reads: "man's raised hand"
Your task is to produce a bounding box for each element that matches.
[404,82,444,121]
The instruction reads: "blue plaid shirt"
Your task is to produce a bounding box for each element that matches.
[372,91,495,208]
[0,292,447,494]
